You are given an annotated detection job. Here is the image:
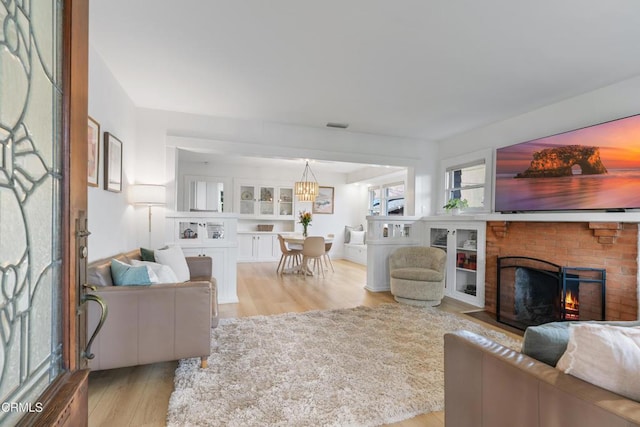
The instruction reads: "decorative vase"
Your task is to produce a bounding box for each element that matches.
[303,224,308,237]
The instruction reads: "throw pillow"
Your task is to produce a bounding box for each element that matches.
[344,224,364,244]
[556,323,640,401]
[522,322,571,366]
[140,247,156,262]
[131,260,179,284]
[110,258,152,286]
[154,245,190,282]
[350,230,366,245]
[523,320,640,366]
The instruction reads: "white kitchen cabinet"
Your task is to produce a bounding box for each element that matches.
[427,221,485,307]
[277,187,294,217]
[237,233,279,262]
[236,181,294,219]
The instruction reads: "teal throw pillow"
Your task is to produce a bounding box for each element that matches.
[140,247,156,262]
[110,259,152,286]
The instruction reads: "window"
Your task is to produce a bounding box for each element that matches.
[369,182,405,216]
[445,161,486,210]
[369,187,381,216]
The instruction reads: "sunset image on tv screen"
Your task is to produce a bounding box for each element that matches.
[495,114,640,212]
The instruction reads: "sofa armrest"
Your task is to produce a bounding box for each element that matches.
[444,330,640,427]
[186,256,212,280]
[184,256,218,328]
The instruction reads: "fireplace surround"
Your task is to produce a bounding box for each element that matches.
[485,221,638,321]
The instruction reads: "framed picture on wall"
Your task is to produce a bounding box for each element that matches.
[313,186,334,214]
[87,116,100,187]
[104,132,122,193]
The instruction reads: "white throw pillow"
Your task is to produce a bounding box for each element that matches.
[154,246,190,282]
[556,323,640,401]
[344,224,364,243]
[350,230,366,245]
[131,260,179,284]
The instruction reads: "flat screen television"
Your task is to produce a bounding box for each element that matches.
[495,113,640,212]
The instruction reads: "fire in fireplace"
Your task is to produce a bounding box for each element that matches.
[564,288,579,320]
[497,257,606,330]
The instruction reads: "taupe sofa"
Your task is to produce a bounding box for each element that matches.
[86,249,218,371]
[444,330,640,426]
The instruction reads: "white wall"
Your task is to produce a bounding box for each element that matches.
[132,108,437,248]
[86,82,437,256]
[87,47,138,261]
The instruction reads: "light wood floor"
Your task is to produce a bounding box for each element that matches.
[88,259,516,427]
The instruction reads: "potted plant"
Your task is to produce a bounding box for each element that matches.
[443,198,469,215]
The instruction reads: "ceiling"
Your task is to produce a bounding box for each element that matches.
[89,1,640,142]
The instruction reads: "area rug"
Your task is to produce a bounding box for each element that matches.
[463,309,524,337]
[167,304,522,427]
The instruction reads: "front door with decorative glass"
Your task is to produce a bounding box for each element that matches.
[1,1,90,424]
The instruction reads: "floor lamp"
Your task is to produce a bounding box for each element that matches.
[129,184,166,247]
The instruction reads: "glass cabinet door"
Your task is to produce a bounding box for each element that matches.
[259,186,275,215]
[239,185,255,215]
[429,228,448,251]
[278,187,293,216]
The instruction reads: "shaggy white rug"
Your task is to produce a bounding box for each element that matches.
[167,304,521,427]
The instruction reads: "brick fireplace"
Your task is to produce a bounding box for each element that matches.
[485,221,638,321]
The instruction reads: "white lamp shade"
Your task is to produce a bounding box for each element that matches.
[129,184,166,205]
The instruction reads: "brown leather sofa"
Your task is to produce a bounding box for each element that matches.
[445,330,640,427]
[85,249,219,371]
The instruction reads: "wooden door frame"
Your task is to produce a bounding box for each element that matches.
[17,0,90,424]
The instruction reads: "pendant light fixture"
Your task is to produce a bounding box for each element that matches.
[294,160,319,201]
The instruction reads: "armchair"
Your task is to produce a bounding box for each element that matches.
[389,246,447,306]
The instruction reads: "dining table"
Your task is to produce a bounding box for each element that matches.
[282,234,333,246]
[281,234,333,274]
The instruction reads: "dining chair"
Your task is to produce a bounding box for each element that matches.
[323,233,335,272]
[301,236,325,278]
[276,234,301,275]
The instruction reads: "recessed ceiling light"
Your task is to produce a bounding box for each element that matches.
[326,122,349,129]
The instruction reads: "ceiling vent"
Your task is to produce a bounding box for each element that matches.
[326,122,349,129]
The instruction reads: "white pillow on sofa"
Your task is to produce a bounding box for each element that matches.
[131,260,178,284]
[556,323,640,401]
[154,246,190,282]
